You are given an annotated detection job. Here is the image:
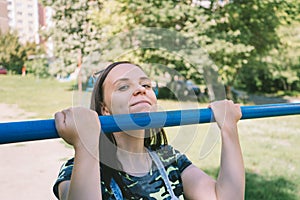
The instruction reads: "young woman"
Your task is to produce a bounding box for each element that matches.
[53,61,245,200]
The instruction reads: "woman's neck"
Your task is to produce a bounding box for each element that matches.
[114,130,152,176]
[113,130,145,153]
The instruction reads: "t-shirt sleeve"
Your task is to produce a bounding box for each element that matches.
[173,146,192,173]
[53,158,74,199]
[158,145,192,173]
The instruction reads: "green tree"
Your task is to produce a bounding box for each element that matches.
[0,31,27,73]
[230,0,300,94]
[41,0,103,86]
[93,0,255,100]
[93,1,218,83]
[44,0,300,95]
[262,21,300,93]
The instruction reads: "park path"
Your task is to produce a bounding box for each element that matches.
[0,104,74,200]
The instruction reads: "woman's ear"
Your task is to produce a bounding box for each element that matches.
[101,103,111,116]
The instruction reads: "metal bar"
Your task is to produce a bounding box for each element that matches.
[0,103,299,145]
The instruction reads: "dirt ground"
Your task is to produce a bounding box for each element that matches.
[0,104,74,200]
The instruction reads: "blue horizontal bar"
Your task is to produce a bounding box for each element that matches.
[0,103,299,144]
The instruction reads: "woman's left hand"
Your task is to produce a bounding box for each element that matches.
[209,99,242,132]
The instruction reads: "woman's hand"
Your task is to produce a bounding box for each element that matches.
[54,107,101,153]
[209,99,242,133]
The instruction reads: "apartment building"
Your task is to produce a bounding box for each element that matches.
[0,0,9,33]
[0,0,41,44]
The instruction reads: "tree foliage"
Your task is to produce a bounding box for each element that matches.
[0,31,27,73]
[226,0,300,93]
[43,0,300,94]
[93,0,221,85]
[41,0,103,77]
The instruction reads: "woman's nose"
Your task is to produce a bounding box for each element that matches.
[133,85,146,96]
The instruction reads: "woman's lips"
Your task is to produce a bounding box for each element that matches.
[130,100,151,107]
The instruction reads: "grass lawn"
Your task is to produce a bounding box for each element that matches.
[0,75,75,118]
[1,75,300,199]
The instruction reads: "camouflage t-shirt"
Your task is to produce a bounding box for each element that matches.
[53,145,192,199]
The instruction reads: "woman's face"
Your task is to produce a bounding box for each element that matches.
[101,63,157,115]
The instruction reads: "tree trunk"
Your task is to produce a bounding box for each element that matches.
[77,50,82,92]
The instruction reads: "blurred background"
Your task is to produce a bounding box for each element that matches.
[0,0,300,199]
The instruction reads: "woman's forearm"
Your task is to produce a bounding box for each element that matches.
[216,126,245,200]
[67,145,102,200]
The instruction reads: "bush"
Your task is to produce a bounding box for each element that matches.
[25,58,50,78]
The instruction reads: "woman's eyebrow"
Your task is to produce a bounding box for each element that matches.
[139,77,151,81]
[113,78,130,85]
[113,77,150,85]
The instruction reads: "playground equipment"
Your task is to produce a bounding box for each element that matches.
[0,103,299,145]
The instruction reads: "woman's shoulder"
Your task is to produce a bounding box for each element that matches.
[53,158,74,198]
[154,145,192,172]
[63,157,74,166]
[155,145,185,158]
[57,157,74,172]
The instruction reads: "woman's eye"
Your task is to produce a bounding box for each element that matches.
[118,85,129,91]
[142,84,152,89]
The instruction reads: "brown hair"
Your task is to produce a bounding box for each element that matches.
[90,61,168,197]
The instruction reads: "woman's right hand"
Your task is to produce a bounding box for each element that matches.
[54,107,101,152]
